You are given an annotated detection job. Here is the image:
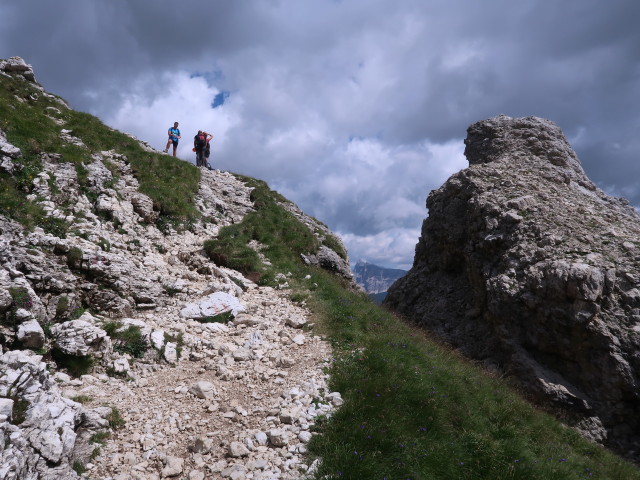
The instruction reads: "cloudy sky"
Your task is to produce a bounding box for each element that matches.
[2,1,639,270]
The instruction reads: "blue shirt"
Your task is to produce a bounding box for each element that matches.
[168,127,180,141]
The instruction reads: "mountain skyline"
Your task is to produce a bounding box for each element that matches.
[352,259,407,298]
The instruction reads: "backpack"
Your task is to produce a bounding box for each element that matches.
[194,133,206,149]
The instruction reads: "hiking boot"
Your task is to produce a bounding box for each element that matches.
[162,149,168,153]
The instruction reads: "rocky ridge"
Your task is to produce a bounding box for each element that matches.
[385,115,640,460]
[0,59,348,479]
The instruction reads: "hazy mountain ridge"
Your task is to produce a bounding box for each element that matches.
[352,260,407,295]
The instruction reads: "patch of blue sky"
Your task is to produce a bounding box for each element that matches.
[212,91,230,108]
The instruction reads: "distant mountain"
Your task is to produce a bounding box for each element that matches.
[352,261,407,300]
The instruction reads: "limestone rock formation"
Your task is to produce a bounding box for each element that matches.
[0,57,36,82]
[384,115,640,459]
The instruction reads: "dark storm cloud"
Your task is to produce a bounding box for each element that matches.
[0,1,270,113]
[2,0,640,268]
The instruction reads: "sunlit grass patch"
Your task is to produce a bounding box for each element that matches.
[303,271,640,480]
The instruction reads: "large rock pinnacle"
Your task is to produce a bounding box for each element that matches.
[385,115,640,460]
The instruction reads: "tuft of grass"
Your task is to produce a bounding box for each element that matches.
[66,246,83,269]
[197,311,234,324]
[51,348,94,378]
[72,461,86,475]
[10,397,30,425]
[70,306,86,320]
[162,332,184,359]
[71,395,92,404]
[106,407,125,430]
[97,236,110,252]
[102,321,147,358]
[3,287,33,329]
[8,286,32,310]
[90,446,101,461]
[55,296,69,319]
[89,431,110,445]
[203,176,320,282]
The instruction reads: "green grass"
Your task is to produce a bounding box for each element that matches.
[206,177,640,480]
[89,431,111,445]
[10,397,30,425]
[106,407,125,430]
[0,68,200,233]
[204,175,341,283]
[102,321,147,358]
[197,311,235,324]
[71,395,93,404]
[301,275,640,479]
[51,348,94,378]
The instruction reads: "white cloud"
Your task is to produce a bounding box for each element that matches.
[5,0,640,270]
[105,72,240,164]
[339,228,421,271]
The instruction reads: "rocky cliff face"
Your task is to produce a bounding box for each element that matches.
[384,115,640,460]
[0,58,348,479]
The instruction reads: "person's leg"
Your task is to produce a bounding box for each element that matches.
[163,139,170,153]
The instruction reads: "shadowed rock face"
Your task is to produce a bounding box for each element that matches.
[384,115,640,460]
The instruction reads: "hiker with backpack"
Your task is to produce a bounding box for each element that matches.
[163,122,181,156]
[194,130,207,167]
[204,132,213,170]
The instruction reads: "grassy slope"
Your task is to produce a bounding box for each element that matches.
[0,71,200,234]
[206,180,640,480]
[2,68,639,479]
